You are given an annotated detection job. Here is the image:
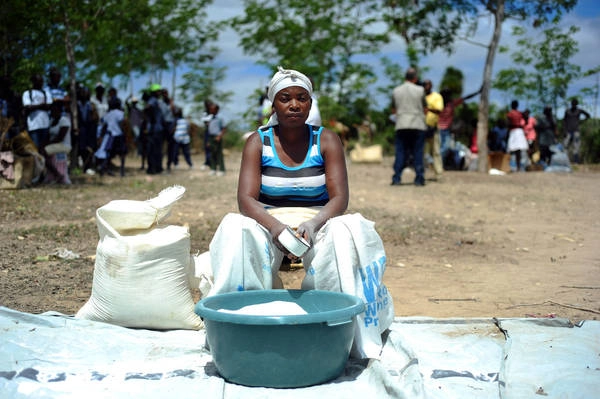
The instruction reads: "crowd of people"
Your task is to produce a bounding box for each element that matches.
[1,66,594,187]
[0,69,227,185]
[390,68,592,183]
[487,97,590,172]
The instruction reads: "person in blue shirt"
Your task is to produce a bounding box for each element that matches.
[489,118,508,153]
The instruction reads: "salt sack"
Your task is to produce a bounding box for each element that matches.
[76,186,203,330]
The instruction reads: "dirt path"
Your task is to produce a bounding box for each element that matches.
[1,151,599,323]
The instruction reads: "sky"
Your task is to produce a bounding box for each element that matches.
[168,0,600,128]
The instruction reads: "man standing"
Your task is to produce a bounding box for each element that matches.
[45,67,67,103]
[90,83,108,146]
[391,67,427,186]
[21,73,52,150]
[423,79,444,181]
[563,99,590,164]
[206,102,226,176]
[126,96,146,170]
[145,84,165,175]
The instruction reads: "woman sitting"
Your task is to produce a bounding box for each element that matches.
[204,67,394,359]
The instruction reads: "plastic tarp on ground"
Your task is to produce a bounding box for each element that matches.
[1,307,598,399]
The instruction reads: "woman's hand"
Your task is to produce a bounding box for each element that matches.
[296,219,319,245]
[269,223,289,254]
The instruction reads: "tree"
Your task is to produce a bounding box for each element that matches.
[231,0,388,104]
[2,1,219,102]
[179,63,233,116]
[494,23,583,116]
[380,0,577,172]
[380,0,476,54]
[439,66,465,97]
[459,0,577,172]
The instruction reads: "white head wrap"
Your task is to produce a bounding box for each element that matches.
[267,66,312,102]
[263,66,313,127]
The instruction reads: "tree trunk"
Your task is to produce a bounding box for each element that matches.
[63,11,80,169]
[477,0,505,172]
[171,61,178,102]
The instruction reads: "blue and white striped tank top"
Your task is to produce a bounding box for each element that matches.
[258,125,329,207]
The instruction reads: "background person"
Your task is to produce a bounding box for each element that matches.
[535,105,558,166]
[438,86,481,160]
[97,98,127,176]
[390,67,427,186]
[144,84,165,175]
[0,76,22,139]
[201,99,214,170]
[126,95,146,170]
[43,100,71,184]
[90,83,108,129]
[171,107,193,169]
[206,102,226,176]
[506,100,528,172]
[423,79,444,181]
[77,85,97,175]
[21,73,52,150]
[522,108,537,164]
[45,67,67,105]
[488,118,508,153]
[562,99,590,164]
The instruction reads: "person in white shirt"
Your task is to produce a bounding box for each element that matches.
[97,98,127,176]
[22,74,52,150]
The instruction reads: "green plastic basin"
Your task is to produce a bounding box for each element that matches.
[195,289,365,388]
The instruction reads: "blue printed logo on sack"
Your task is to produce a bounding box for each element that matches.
[359,255,390,327]
[261,241,272,272]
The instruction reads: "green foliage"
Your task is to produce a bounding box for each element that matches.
[439,67,464,98]
[381,0,477,54]
[232,0,388,102]
[180,63,232,117]
[376,56,405,101]
[369,110,397,155]
[318,95,349,127]
[222,128,245,151]
[453,101,479,146]
[494,22,583,114]
[581,120,600,163]
[1,0,218,104]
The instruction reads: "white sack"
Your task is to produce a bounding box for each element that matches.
[76,186,202,330]
[349,143,383,163]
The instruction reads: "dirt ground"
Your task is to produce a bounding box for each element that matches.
[1,150,599,323]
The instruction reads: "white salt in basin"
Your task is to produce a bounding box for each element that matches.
[218,300,308,316]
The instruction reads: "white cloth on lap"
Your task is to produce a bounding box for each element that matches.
[207,213,285,294]
[204,212,394,359]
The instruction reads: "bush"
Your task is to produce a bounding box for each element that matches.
[581,119,600,164]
